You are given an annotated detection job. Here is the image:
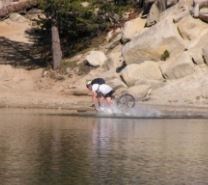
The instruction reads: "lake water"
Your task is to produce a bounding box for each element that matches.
[0,109,208,185]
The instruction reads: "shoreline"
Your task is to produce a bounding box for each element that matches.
[1,99,208,118]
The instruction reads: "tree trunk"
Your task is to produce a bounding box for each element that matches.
[51,24,62,69]
[0,0,37,18]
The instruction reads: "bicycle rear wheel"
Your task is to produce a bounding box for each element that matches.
[116,93,136,110]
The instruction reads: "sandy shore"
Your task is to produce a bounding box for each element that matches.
[1,102,208,119]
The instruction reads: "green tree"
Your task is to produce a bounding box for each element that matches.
[37,0,135,68]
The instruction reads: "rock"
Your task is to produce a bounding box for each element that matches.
[203,48,208,64]
[120,61,163,86]
[160,52,195,79]
[200,7,208,14]
[173,11,190,23]
[135,78,165,89]
[187,48,204,65]
[199,7,208,22]
[145,3,160,27]
[107,45,122,68]
[150,69,208,105]
[176,15,208,44]
[108,78,126,90]
[9,13,28,23]
[106,28,121,42]
[27,8,42,14]
[144,0,178,27]
[192,0,208,20]
[26,8,45,20]
[122,18,185,65]
[186,31,208,65]
[105,33,122,50]
[85,51,108,67]
[121,17,145,42]
[127,85,151,99]
[160,1,191,22]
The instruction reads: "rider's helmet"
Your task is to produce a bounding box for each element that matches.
[86,80,92,88]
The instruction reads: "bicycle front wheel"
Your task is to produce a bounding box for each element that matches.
[116,93,136,110]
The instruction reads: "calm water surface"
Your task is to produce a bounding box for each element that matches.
[0,110,208,185]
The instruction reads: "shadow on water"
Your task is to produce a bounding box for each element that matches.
[0,36,47,68]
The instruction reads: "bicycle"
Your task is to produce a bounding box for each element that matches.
[94,92,136,113]
[114,93,136,111]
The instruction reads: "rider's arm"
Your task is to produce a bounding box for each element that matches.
[92,91,99,105]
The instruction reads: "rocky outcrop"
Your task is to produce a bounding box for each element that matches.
[0,0,37,18]
[176,14,208,44]
[160,52,195,79]
[187,31,208,65]
[85,51,108,67]
[127,85,151,99]
[121,17,146,43]
[122,18,185,65]
[69,0,208,107]
[198,7,208,22]
[120,61,163,86]
[107,45,122,68]
[192,0,208,22]
[203,48,208,64]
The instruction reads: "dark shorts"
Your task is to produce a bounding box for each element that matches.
[104,90,114,98]
[97,90,114,98]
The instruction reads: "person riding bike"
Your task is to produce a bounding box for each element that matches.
[86,78,114,107]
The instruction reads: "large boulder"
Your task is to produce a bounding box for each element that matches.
[120,61,163,86]
[106,28,121,42]
[85,51,108,67]
[134,78,165,89]
[121,17,146,42]
[145,3,160,27]
[176,15,208,44]
[187,48,204,65]
[127,85,151,99]
[199,7,208,22]
[192,0,208,22]
[203,48,208,64]
[122,18,186,65]
[105,33,122,50]
[107,45,122,68]
[160,52,195,79]
[186,31,208,65]
[108,78,126,90]
[9,13,28,23]
[150,69,208,105]
[160,0,193,20]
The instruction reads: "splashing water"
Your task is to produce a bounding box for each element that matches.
[95,102,161,118]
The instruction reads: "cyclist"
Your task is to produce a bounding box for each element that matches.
[86,78,114,106]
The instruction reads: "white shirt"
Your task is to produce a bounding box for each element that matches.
[92,84,113,95]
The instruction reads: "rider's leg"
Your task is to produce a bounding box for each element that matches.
[106,97,113,105]
[104,90,114,105]
[98,96,105,106]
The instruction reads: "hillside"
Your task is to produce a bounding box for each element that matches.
[0,12,92,111]
[0,0,208,112]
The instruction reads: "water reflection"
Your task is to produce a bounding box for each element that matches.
[0,110,208,185]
